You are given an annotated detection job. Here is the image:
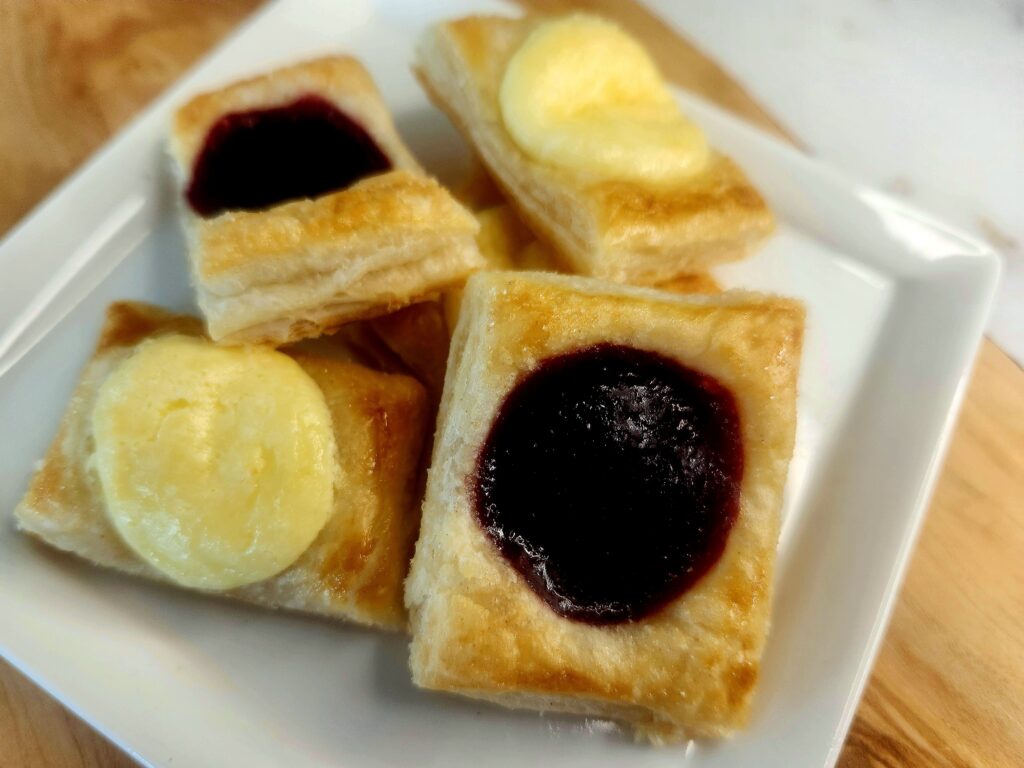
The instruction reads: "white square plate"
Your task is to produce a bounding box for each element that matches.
[0,1,1000,766]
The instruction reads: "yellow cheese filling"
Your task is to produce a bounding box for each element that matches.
[499,15,709,184]
[91,335,336,590]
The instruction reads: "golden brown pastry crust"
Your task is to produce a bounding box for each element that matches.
[451,153,507,210]
[329,301,452,407]
[405,271,803,741]
[659,271,722,295]
[442,201,722,328]
[169,56,483,345]
[191,170,481,344]
[363,302,451,401]
[415,17,775,285]
[15,302,430,629]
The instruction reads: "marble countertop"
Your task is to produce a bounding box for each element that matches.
[653,0,1023,363]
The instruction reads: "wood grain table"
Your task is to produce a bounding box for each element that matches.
[1,2,1021,766]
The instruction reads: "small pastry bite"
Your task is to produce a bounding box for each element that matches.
[170,56,483,345]
[415,15,774,285]
[405,271,803,741]
[15,302,429,629]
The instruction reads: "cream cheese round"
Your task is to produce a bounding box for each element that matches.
[499,15,709,184]
[91,335,336,590]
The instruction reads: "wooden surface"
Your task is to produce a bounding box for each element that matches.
[0,1,1021,766]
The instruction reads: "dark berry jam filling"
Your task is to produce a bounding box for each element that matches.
[473,344,744,625]
[185,94,392,217]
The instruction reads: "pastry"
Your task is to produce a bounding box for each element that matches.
[659,271,722,295]
[415,15,774,285]
[443,202,722,329]
[336,301,452,404]
[405,271,803,741]
[15,302,429,629]
[473,204,538,270]
[363,302,450,401]
[169,56,483,344]
[441,203,551,330]
[471,203,723,294]
[451,153,507,210]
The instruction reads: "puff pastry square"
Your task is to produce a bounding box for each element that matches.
[170,56,483,344]
[415,17,774,285]
[15,302,430,629]
[405,271,803,740]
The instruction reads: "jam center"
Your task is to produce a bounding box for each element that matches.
[473,344,744,624]
[186,94,392,217]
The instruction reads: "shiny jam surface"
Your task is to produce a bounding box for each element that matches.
[186,95,392,217]
[473,344,744,624]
